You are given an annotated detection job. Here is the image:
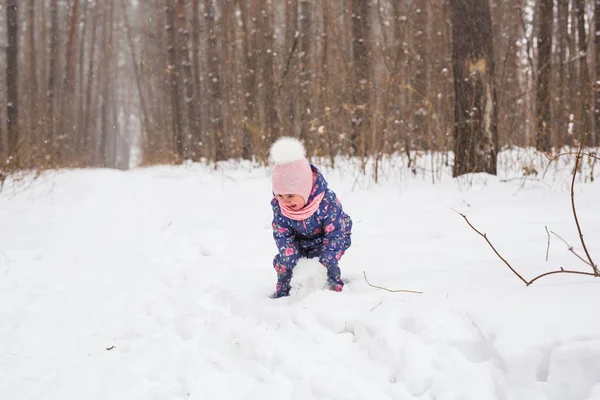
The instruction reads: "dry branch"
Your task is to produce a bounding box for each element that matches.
[569,136,599,275]
[453,209,528,285]
[456,211,597,286]
[543,151,600,162]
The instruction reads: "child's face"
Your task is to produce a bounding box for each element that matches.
[275,194,306,210]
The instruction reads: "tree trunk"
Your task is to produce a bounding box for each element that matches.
[299,0,311,151]
[567,1,578,145]
[166,0,183,159]
[594,0,600,146]
[47,0,59,151]
[284,0,299,142]
[100,1,111,166]
[351,0,372,156]
[574,0,592,145]
[237,0,256,160]
[62,0,80,160]
[191,0,203,159]
[262,2,279,146]
[83,6,98,158]
[320,0,335,165]
[28,0,38,150]
[204,0,224,162]
[413,0,429,150]
[64,0,80,94]
[392,1,408,154]
[76,0,89,155]
[120,0,149,151]
[38,0,47,121]
[6,0,19,164]
[535,0,553,151]
[493,0,523,147]
[176,0,194,159]
[450,0,498,177]
[556,0,569,148]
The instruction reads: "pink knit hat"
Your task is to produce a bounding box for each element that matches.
[270,137,313,204]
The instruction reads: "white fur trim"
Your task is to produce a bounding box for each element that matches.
[269,137,306,164]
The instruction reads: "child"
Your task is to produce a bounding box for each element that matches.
[269,137,352,298]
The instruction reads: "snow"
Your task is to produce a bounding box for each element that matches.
[1,152,599,400]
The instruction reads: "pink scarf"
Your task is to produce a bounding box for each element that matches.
[280,191,325,220]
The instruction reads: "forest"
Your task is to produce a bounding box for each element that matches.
[0,0,597,176]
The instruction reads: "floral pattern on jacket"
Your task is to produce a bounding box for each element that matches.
[271,165,352,296]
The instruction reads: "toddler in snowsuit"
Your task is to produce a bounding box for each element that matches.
[269,137,352,298]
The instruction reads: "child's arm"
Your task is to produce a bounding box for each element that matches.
[272,209,301,269]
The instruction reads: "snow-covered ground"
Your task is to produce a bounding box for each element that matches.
[1,152,599,400]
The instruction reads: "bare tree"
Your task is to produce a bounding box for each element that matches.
[166,0,183,159]
[204,0,224,162]
[76,0,90,154]
[450,0,498,177]
[64,0,79,95]
[177,0,196,159]
[594,0,600,146]
[6,0,19,164]
[261,2,279,146]
[82,3,98,157]
[413,1,429,149]
[299,0,311,151]
[556,0,569,148]
[236,0,256,160]
[190,0,203,159]
[61,0,80,160]
[46,0,59,153]
[27,0,38,147]
[99,0,116,167]
[119,0,149,157]
[283,0,299,143]
[568,1,579,144]
[391,1,408,155]
[535,0,553,151]
[351,0,372,157]
[319,0,335,164]
[574,0,591,144]
[428,1,453,153]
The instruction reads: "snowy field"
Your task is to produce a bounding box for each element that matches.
[1,151,600,400]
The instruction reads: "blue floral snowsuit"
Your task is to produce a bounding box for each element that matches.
[272,165,352,297]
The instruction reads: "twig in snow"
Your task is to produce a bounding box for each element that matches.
[370,301,384,312]
[363,271,422,294]
[499,176,551,188]
[550,231,596,269]
[545,226,550,262]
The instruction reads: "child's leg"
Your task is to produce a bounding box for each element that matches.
[304,243,346,291]
[326,253,344,291]
[273,254,293,297]
[324,239,351,291]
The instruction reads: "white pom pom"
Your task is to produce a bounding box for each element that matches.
[269,137,306,164]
